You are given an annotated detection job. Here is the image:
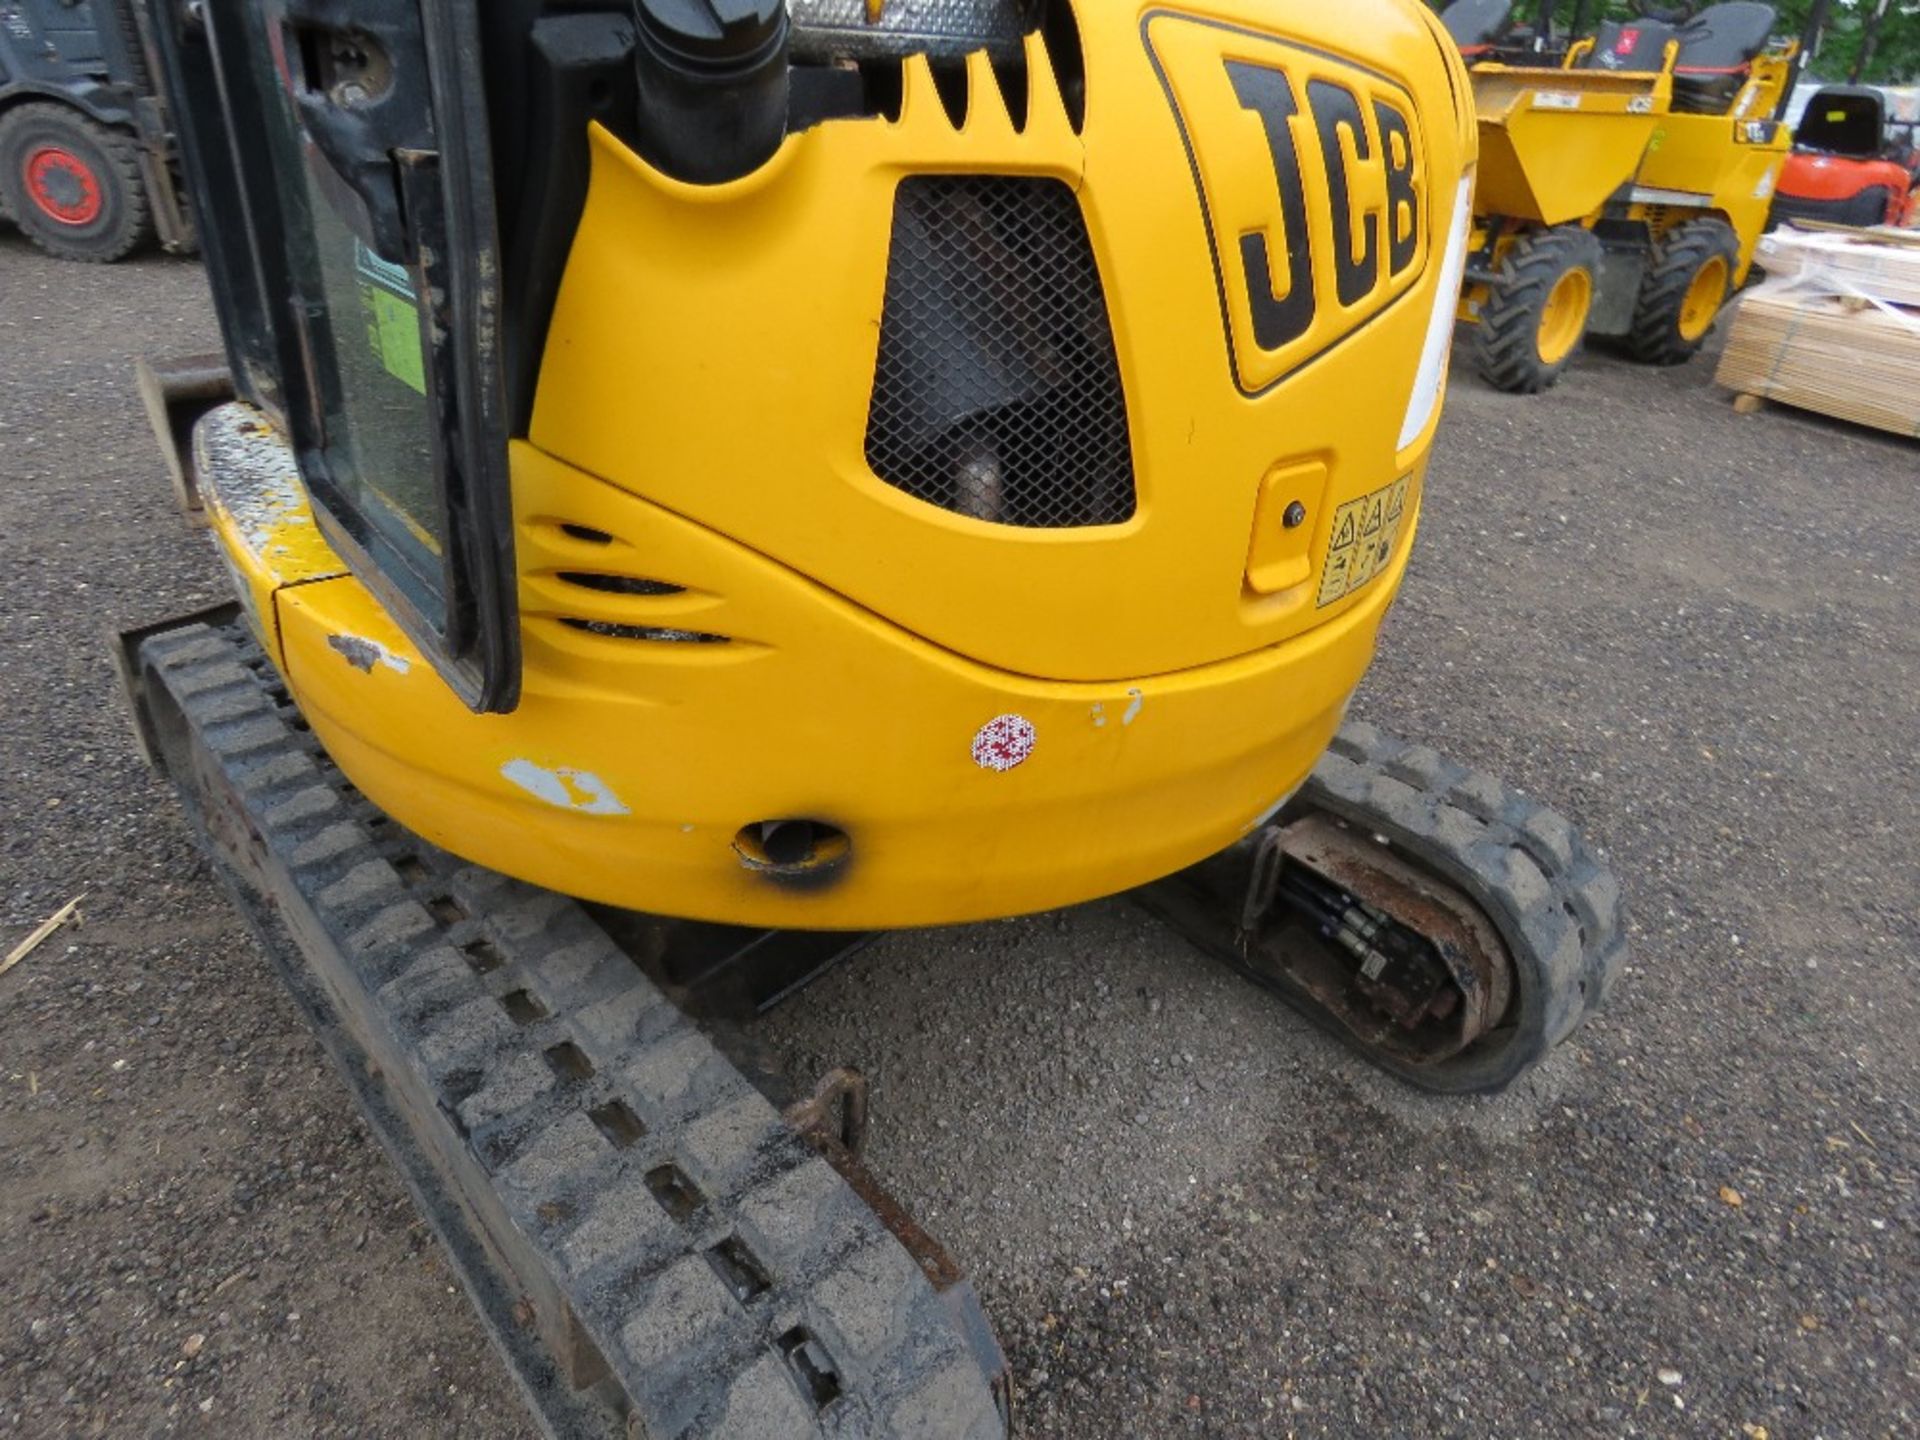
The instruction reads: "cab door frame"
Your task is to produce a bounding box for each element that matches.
[144,0,520,712]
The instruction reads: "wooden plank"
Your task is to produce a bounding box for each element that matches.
[1716,286,1920,439]
[1759,228,1920,307]
[1,896,84,978]
[1782,219,1920,250]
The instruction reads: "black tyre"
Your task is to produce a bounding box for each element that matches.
[1472,224,1604,394]
[0,103,153,263]
[1627,216,1739,366]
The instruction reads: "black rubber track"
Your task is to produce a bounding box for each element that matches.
[132,621,1007,1440]
[1627,216,1739,366]
[1291,721,1628,1094]
[1473,225,1603,395]
[0,102,153,262]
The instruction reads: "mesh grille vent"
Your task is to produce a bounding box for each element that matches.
[864,176,1134,529]
[559,618,729,645]
[558,572,684,597]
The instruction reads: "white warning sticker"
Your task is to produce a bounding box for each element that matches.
[1317,475,1412,609]
[971,714,1037,772]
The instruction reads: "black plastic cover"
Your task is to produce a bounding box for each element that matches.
[1671,3,1777,113]
[637,0,784,64]
[1583,4,1776,115]
[1672,2,1777,74]
[633,0,789,182]
[1583,18,1679,71]
[1794,85,1885,158]
[0,0,147,127]
[1440,0,1516,52]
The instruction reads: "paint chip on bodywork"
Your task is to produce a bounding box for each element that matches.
[327,633,412,675]
[501,760,630,816]
[1122,688,1144,725]
[191,401,345,586]
[194,405,308,557]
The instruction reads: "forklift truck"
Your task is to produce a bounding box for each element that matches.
[0,0,192,259]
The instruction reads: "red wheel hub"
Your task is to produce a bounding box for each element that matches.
[23,144,103,226]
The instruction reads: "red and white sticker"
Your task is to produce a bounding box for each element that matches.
[971,714,1036,772]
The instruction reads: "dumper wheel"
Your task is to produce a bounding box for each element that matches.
[1473,225,1603,394]
[0,102,153,263]
[1628,217,1739,366]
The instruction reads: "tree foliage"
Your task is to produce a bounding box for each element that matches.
[1525,0,1920,82]
[1779,0,1920,85]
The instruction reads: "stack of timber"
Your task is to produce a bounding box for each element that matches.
[1716,226,1920,438]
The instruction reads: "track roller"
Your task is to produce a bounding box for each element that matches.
[1145,722,1626,1094]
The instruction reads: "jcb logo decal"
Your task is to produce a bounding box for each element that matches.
[1146,13,1429,395]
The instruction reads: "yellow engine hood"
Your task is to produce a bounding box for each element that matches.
[529,0,1474,682]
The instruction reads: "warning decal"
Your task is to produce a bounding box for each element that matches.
[1316,475,1412,608]
[355,241,427,396]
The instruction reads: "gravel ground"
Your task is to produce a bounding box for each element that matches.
[1,229,1915,1440]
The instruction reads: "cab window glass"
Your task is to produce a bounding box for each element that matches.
[244,8,448,630]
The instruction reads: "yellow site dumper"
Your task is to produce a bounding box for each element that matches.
[1444,1,1805,392]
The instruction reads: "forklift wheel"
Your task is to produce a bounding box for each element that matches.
[1472,225,1602,395]
[1628,217,1739,366]
[0,103,153,263]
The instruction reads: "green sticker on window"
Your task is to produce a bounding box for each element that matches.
[355,243,426,395]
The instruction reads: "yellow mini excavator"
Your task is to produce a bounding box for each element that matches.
[120,1,1623,1434]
